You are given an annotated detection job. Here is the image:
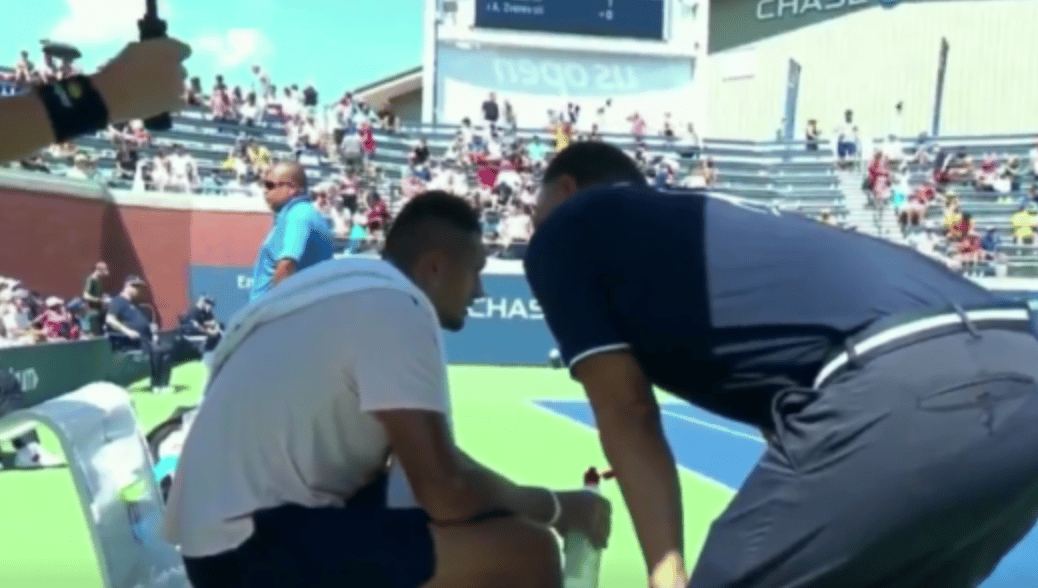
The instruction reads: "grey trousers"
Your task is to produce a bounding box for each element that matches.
[688,327,1038,588]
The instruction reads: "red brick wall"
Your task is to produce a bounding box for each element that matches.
[0,180,271,328]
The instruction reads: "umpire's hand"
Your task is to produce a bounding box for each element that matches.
[92,38,192,126]
[554,490,612,549]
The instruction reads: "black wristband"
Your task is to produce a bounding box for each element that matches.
[35,75,110,143]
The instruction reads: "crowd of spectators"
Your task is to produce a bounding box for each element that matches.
[5,42,1038,270]
[0,262,155,349]
[856,137,1038,273]
[385,92,713,253]
[0,277,86,347]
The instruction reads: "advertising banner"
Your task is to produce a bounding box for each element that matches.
[0,339,112,407]
[434,43,696,130]
[706,0,958,53]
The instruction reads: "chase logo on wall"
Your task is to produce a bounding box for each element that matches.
[711,0,910,53]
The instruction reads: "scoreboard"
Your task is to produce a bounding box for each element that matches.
[474,0,666,40]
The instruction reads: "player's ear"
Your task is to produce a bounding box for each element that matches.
[558,174,580,198]
[416,248,452,285]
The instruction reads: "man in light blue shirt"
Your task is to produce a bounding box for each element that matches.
[249,162,334,301]
[526,136,548,162]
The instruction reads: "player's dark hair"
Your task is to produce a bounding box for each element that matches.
[542,141,646,189]
[383,191,482,267]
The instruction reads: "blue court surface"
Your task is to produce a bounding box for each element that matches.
[538,400,1038,587]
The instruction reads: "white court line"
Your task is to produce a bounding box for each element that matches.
[530,401,736,494]
[660,410,765,444]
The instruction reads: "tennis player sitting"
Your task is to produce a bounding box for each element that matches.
[162,191,611,588]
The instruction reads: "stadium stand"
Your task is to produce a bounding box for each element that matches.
[855,132,1038,277]
[1,59,1036,275]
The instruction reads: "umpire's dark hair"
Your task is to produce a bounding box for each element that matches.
[542,141,646,189]
[383,191,482,267]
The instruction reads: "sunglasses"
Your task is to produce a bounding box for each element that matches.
[264,180,294,190]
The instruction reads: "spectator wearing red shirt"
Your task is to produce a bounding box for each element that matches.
[900,183,935,234]
[473,152,500,190]
[366,192,390,233]
[628,112,647,140]
[360,123,376,156]
[866,150,891,206]
[956,231,985,269]
[33,297,80,342]
[949,212,974,242]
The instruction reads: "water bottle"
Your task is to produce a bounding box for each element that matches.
[563,467,609,588]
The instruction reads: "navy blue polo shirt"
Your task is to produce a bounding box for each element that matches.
[523,184,1004,428]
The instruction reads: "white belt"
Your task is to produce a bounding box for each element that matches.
[813,308,1033,390]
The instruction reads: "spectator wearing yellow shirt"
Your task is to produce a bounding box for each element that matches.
[246,139,271,177]
[222,142,249,181]
[1010,203,1037,245]
[548,115,571,151]
[942,196,962,235]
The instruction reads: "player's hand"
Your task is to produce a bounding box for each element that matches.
[649,551,688,588]
[554,489,612,549]
[126,329,141,340]
[91,38,192,124]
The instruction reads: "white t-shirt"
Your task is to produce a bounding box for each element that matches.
[497,169,521,192]
[162,288,450,557]
[502,213,533,242]
[168,154,195,179]
[0,305,30,337]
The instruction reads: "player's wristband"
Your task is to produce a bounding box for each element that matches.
[34,75,110,143]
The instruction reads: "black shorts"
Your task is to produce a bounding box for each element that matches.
[183,477,435,588]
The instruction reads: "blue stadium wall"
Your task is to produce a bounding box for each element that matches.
[190,262,558,366]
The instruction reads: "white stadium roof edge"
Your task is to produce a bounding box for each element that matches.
[353,65,422,106]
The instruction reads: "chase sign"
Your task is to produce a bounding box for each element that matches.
[709,0,935,53]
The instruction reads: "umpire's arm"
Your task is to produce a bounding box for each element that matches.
[270,204,316,288]
[573,352,686,586]
[524,223,685,585]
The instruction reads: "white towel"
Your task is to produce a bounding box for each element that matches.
[203,257,445,509]
[205,257,441,383]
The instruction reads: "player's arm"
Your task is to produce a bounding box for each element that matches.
[375,409,507,523]
[359,292,556,525]
[524,219,685,585]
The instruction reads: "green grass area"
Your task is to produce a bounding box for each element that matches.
[0,363,733,587]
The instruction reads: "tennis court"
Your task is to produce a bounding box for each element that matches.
[1,362,1035,586]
